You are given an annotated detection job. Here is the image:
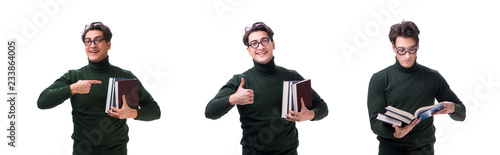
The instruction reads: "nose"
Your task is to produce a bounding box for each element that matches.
[257,42,265,50]
[404,51,411,58]
[89,41,98,47]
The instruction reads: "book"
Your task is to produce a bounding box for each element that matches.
[376,113,402,127]
[292,79,312,112]
[114,79,139,109]
[281,79,312,118]
[105,77,139,113]
[377,103,444,126]
[281,81,292,118]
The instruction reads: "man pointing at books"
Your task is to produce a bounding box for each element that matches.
[367,21,466,155]
[205,22,328,154]
[37,22,161,155]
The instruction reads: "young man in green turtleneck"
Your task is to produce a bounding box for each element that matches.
[367,21,466,155]
[37,22,161,155]
[205,22,328,155]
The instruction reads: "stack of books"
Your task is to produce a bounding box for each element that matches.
[105,77,139,113]
[281,79,312,118]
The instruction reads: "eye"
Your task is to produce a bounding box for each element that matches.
[250,40,258,46]
[261,38,269,44]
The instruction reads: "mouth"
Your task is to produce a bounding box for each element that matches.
[89,50,99,54]
[256,51,268,57]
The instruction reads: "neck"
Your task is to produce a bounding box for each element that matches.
[88,56,111,72]
[394,57,419,73]
[253,57,276,74]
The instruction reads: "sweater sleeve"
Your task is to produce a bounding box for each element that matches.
[37,72,74,109]
[435,73,466,121]
[311,88,328,121]
[367,73,395,138]
[205,75,239,119]
[133,75,161,121]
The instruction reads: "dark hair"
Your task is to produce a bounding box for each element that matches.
[243,22,274,46]
[81,22,112,43]
[388,20,420,45]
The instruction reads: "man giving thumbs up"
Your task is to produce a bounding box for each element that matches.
[205,22,328,155]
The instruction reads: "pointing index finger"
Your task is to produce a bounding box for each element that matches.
[87,80,102,84]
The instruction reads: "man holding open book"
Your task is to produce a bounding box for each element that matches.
[367,20,466,155]
[205,22,328,155]
[37,22,161,155]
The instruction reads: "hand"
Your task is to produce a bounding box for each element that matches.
[70,80,102,94]
[229,78,254,106]
[108,95,138,119]
[393,116,421,138]
[433,101,455,116]
[285,98,315,122]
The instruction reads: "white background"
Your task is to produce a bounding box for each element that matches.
[1,0,499,154]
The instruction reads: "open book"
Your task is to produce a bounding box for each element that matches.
[377,103,444,126]
[281,79,312,118]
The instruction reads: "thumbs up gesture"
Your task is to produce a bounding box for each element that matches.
[229,78,255,106]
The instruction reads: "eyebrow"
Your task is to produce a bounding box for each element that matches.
[251,37,269,42]
[396,45,417,48]
[85,36,104,39]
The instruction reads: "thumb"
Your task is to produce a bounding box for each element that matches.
[238,78,245,89]
[122,94,129,108]
[300,97,307,109]
[392,124,399,129]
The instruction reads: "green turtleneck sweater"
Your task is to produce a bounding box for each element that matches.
[367,58,466,148]
[37,56,160,153]
[205,57,328,151]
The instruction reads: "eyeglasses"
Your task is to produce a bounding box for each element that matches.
[84,36,105,46]
[395,44,418,55]
[248,37,271,49]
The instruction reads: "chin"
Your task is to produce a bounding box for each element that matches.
[255,57,271,64]
[88,56,102,62]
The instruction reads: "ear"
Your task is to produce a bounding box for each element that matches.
[392,44,397,54]
[271,41,275,50]
[247,46,252,56]
[107,41,111,50]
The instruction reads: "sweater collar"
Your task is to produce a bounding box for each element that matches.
[88,56,111,72]
[394,57,420,73]
[253,57,277,74]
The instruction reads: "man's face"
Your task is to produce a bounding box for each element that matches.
[247,31,275,64]
[85,30,110,62]
[393,36,418,68]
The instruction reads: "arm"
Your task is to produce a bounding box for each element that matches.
[285,72,328,121]
[37,77,73,109]
[434,73,466,121]
[134,79,161,121]
[205,75,246,119]
[38,71,103,109]
[367,74,395,138]
[310,89,328,121]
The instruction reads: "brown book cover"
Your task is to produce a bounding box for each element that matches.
[114,79,139,109]
[292,79,312,112]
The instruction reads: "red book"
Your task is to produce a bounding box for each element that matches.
[114,79,139,109]
[292,79,312,112]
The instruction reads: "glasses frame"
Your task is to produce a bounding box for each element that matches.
[395,44,418,55]
[84,36,105,46]
[248,37,271,49]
